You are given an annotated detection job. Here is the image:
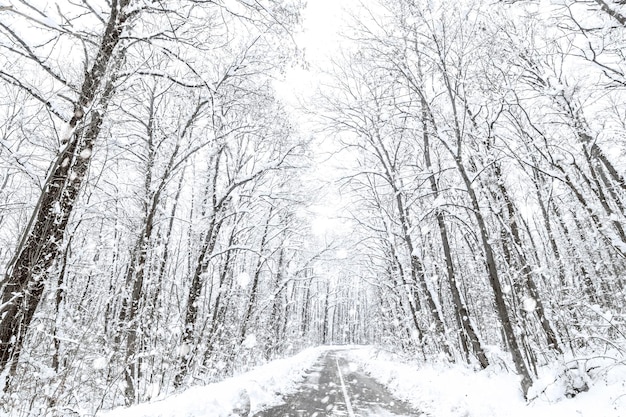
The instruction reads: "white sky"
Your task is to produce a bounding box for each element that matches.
[277,0,357,105]
[276,0,360,239]
[297,0,348,60]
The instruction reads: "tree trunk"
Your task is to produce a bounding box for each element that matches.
[425,60,534,393]
[201,224,238,369]
[492,163,562,354]
[0,0,130,382]
[239,208,273,345]
[393,176,453,360]
[422,100,489,368]
[174,211,225,387]
[456,157,533,397]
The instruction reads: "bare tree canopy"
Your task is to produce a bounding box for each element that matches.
[0,0,625,414]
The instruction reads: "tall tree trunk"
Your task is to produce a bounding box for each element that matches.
[174,211,225,387]
[268,244,286,357]
[322,283,330,345]
[492,163,563,354]
[121,87,191,404]
[533,168,567,287]
[239,208,273,345]
[423,56,534,393]
[455,157,533,396]
[376,196,425,343]
[391,169,452,360]
[300,277,313,340]
[0,4,128,373]
[201,224,238,369]
[422,102,489,368]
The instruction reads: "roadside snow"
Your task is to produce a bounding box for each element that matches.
[98,346,626,417]
[98,346,331,417]
[345,347,626,417]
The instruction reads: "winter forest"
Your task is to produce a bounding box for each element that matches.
[0,0,625,415]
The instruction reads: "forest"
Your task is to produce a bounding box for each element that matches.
[0,0,625,415]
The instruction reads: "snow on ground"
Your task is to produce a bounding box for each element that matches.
[346,346,626,417]
[98,346,333,417]
[99,345,626,417]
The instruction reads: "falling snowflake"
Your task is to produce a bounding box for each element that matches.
[79,148,92,159]
[242,334,257,349]
[522,297,537,313]
[236,272,251,288]
[92,357,108,370]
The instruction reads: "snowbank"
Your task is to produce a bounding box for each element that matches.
[98,345,626,417]
[98,346,331,417]
[345,347,626,417]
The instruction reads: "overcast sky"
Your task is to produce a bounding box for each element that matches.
[276,0,359,239]
[298,0,346,59]
[277,0,357,102]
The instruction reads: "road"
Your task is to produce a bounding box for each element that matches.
[253,350,422,417]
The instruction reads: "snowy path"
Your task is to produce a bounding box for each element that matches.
[253,350,422,417]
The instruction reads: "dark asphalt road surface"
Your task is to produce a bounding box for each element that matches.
[253,350,422,417]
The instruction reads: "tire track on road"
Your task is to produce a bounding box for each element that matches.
[253,349,421,417]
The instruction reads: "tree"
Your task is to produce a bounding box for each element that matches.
[0,0,135,379]
[0,0,304,411]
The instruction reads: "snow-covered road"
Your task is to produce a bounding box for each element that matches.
[253,350,421,417]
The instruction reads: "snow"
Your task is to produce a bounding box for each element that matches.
[79,148,92,159]
[522,297,538,312]
[97,345,626,417]
[98,346,333,417]
[92,357,108,370]
[242,334,257,349]
[236,271,251,288]
[345,346,626,417]
[175,343,191,357]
